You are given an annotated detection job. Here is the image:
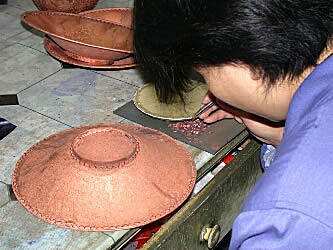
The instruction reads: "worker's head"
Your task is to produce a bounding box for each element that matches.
[134,0,333,109]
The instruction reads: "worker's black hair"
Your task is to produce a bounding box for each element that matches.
[134,0,333,103]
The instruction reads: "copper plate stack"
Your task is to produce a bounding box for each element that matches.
[12,123,196,231]
[21,10,136,69]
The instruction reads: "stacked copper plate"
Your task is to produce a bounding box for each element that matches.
[12,123,196,231]
[33,0,99,13]
[21,9,136,69]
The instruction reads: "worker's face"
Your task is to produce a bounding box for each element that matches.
[198,64,297,122]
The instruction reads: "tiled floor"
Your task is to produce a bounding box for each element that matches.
[0,1,214,249]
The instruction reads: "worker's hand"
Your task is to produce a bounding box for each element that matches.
[199,92,239,122]
[199,93,284,146]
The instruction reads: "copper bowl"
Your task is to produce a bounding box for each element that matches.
[33,0,99,13]
[80,8,133,28]
[21,11,133,65]
[12,123,196,231]
[43,36,137,69]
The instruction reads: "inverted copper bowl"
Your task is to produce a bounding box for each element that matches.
[21,11,133,64]
[33,0,99,14]
[12,123,196,231]
[80,8,133,28]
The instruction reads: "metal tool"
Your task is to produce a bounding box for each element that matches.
[192,101,215,120]
[114,101,245,154]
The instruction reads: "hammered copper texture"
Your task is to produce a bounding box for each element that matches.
[80,8,133,28]
[33,0,99,13]
[12,123,196,231]
[21,11,133,63]
[43,37,137,69]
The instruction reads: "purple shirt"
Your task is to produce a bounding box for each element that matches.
[230,55,333,249]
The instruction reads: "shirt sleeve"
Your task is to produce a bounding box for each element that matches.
[229,208,333,250]
[260,144,277,170]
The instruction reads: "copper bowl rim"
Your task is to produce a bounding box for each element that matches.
[80,7,132,15]
[79,8,133,28]
[21,11,134,54]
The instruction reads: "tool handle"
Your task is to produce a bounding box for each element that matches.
[192,101,215,119]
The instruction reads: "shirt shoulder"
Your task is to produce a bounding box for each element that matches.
[232,56,333,249]
[243,56,333,222]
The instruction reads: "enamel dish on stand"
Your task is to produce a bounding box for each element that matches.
[12,123,196,231]
[133,81,209,121]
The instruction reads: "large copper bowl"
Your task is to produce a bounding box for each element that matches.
[43,37,137,69]
[12,123,196,231]
[21,11,133,65]
[33,0,99,13]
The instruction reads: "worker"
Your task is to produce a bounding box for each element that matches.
[133,0,333,248]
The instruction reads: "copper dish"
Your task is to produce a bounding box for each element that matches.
[80,8,133,28]
[12,123,196,231]
[134,82,209,121]
[33,0,99,13]
[44,37,137,69]
[21,11,133,65]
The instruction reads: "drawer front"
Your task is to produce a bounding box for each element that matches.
[142,140,262,250]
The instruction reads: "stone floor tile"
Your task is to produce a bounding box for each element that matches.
[19,68,138,127]
[0,202,115,250]
[0,38,15,51]
[0,43,61,95]
[9,28,46,53]
[95,67,147,88]
[0,5,30,40]
[7,0,38,11]
[0,105,69,183]
[0,181,10,208]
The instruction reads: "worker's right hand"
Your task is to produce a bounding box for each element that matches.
[199,92,242,123]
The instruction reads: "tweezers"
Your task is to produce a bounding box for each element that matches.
[192,101,215,120]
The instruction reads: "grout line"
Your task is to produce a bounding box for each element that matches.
[93,71,141,89]
[0,180,10,209]
[5,30,28,41]
[17,68,62,94]
[101,232,116,243]
[0,201,9,209]
[17,42,48,55]
[19,105,74,128]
